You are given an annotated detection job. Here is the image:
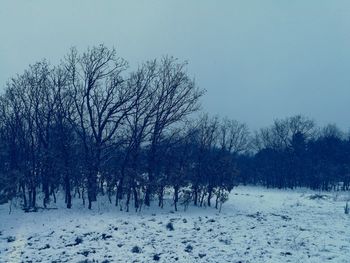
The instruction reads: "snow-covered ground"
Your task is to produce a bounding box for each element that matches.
[0,186,350,263]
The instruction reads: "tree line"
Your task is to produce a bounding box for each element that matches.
[0,45,349,212]
[239,116,350,191]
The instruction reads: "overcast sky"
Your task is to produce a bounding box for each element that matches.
[1,0,350,130]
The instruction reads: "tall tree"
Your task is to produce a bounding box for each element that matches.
[65,45,134,209]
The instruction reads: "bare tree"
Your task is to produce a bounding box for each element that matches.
[144,56,205,206]
[116,60,158,211]
[65,45,134,209]
[50,66,76,208]
[219,118,250,155]
[191,114,219,206]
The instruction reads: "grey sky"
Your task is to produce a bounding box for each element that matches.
[1,0,350,130]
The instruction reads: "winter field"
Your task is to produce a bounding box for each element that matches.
[0,186,349,263]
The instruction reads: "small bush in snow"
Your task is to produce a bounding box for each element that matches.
[101,233,112,240]
[78,249,95,257]
[184,244,193,253]
[39,244,50,250]
[309,194,327,200]
[199,253,206,258]
[75,237,83,245]
[131,245,142,253]
[166,222,174,231]
[7,236,15,243]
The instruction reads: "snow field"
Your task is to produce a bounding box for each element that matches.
[0,186,350,263]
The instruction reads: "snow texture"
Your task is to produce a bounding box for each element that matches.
[0,186,350,263]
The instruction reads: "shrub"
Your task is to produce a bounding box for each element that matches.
[184,244,193,253]
[166,222,174,231]
[131,246,142,253]
[75,237,83,245]
[7,236,15,243]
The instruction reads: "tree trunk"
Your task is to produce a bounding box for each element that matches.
[87,168,97,209]
[207,187,212,207]
[21,183,27,209]
[158,187,164,208]
[133,184,139,210]
[193,185,198,206]
[116,176,124,206]
[65,170,72,209]
[31,185,36,209]
[215,189,221,209]
[200,191,205,207]
[144,184,152,207]
[126,188,131,212]
[174,186,179,212]
[43,178,50,208]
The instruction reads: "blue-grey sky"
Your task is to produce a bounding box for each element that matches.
[1,0,350,130]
